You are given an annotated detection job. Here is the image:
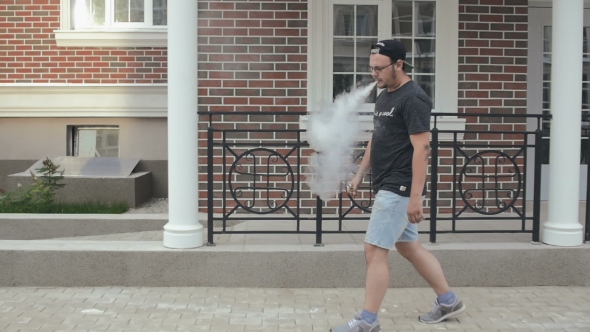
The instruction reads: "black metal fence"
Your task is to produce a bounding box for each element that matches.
[587,139,590,243]
[429,113,545,243]
[202,111,551,246]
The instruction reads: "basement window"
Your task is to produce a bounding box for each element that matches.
[68,126,120,157]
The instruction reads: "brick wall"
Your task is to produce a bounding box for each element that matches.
[0,0,167,83]
[196,0,307,113]
[1,0,533,220]
[439,0,529,215]
[458,0,528,120]
[199,0,533,218]
[196,0,309,214]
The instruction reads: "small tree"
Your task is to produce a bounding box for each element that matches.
[29,158,66,205]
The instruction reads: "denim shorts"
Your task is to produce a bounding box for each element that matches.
[364,190,419,249]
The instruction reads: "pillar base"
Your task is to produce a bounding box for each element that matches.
[541,222,584,247]
[163,224,204,249]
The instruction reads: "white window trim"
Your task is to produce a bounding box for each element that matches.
[305,0,464,140]
[55,0,167,47]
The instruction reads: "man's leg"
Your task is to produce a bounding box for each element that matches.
[362,243,390,313]
[395,240,466,323]
[395,241,450,294]
[330,191,406,331]
[329,248,390,332]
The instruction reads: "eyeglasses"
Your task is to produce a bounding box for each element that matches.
[368,62,394,73]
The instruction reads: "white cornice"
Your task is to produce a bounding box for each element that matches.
[0,84,168,118]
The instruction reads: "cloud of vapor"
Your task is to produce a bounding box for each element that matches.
[306,82,377,201]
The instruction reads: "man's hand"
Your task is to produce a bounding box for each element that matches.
[346,174,363,196]
[407,196,424,223]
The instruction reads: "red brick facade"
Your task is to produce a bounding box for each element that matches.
[197,0,307,113]
[440,0,529,214]
[0,0,167,84]
[195,0,309,213]
[1,0,533,217]
[458,0,528,124]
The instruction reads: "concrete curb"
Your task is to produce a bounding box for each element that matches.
[0,241,588,288]
[0,213,253,239]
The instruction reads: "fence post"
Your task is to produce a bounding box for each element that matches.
[207,127,215,246]
[430,127,439,244]
[532,129,543,243]
[586,136,590,243]
[315,196,324,246]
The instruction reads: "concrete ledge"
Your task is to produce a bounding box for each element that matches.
[0,241,587,288]
[0,214,168,240]
[6,172,152,208]
[0,159,168,199]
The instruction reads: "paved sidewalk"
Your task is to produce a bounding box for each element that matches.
[0,286,588,331]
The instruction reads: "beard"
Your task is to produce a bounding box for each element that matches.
[376,70,398,90]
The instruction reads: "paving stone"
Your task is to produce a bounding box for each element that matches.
[0,286,588,331]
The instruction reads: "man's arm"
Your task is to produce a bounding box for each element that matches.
[407,131,431,223]
[357,138,372,178]
[348,138,372,195]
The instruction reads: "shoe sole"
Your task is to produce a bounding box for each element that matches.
[330,325,382,332]
[329,330,381,332]
[419,303,466,324]
[330,328,382,332]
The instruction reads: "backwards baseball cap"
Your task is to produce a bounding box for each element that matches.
[370,39,414,71]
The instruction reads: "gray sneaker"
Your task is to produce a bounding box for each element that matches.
[419,297,466,324]
[330,313,381,332]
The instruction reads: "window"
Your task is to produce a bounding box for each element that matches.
[332,5,379,102]
[392,1,436,106]
[70,0,167,30]
[541,26,590,164]
[308,0,459,115]
[68,126,120,157]
[56,0,167,47]
[332,1,436,105]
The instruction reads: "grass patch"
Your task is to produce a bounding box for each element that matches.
[0,202,128,214]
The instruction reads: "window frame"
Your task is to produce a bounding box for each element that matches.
[55,0,167,47]
[307,0,459,114]
[68,125,120,158]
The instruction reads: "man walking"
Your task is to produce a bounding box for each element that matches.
[330,40,466,332]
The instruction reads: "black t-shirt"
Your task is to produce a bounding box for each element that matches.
[370,80,432,196]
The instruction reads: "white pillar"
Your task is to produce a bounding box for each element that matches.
[543,0,585,247]
[163,0,203,248]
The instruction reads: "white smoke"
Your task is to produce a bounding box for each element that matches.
[306,82,377,201]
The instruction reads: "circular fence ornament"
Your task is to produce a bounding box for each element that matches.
[228,148,295,214]
[458,150,521,215]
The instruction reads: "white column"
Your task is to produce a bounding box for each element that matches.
[543,0,585,247]
[163,0,203,248]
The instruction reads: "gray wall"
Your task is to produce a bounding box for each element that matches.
[0,117,167,159]
[0,118,170,198]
